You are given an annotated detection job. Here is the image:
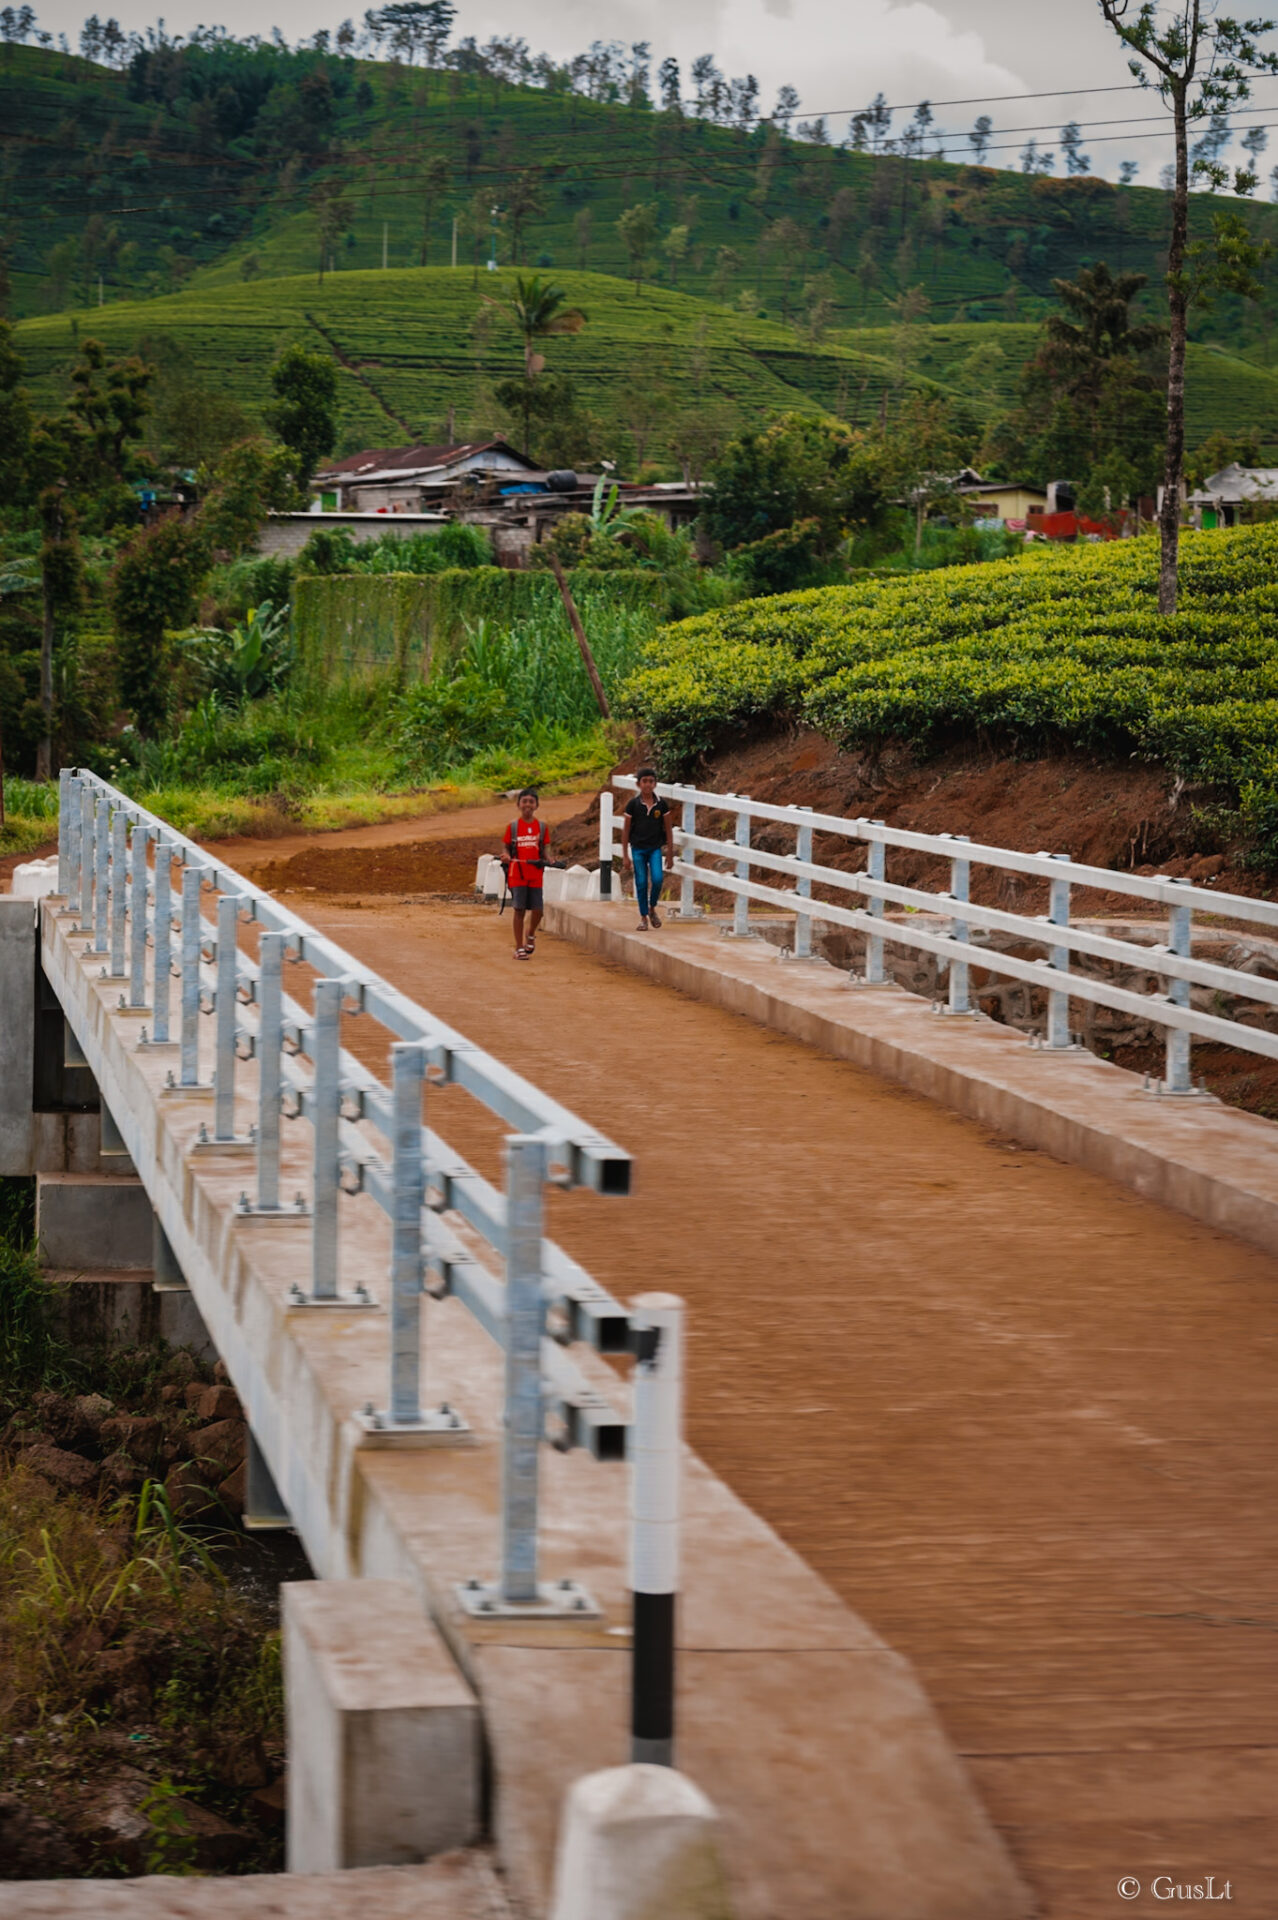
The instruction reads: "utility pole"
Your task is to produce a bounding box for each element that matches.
[488,205,499,272]
[97,274,103,306]
[451,212,458,268]
[382,221,388,269]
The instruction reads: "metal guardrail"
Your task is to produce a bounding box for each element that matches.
[52,769,665,1624]
[600,776,1278,1095]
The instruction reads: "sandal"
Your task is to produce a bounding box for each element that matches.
[636,918,649,931]
[514,946,532,960]
[649,908,662,928]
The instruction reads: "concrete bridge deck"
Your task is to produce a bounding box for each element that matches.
[28,894,1027,1920]
[273,880,1278,1920]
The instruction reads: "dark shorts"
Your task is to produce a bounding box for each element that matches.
[512,885,543,912]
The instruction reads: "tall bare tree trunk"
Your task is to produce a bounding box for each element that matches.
[546,553,611,718]
[1159,84,1190,616]
[36,593,53,781]
[36,494,59,783]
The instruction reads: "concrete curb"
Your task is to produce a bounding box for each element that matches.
[545,900,1278,1258]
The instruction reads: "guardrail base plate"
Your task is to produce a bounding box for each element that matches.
[190,1129,255,1155]
[455,1577,601,1620]
[354,1403,472,1445]
[287,1283,378,1310]
[235,1198,311,1224]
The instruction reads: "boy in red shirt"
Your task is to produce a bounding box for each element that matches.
[501,789,550,960]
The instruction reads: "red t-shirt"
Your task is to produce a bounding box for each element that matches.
[504,818,548,888]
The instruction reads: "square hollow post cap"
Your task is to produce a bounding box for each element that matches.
[550,1764,734,1920]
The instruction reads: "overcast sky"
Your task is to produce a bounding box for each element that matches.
[27,0,1278,187]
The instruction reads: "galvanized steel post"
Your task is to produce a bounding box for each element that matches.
[129,826,150,1008]
[389,1042,426,1423]
[179,865,204,1087]
[948,834,971,1014]
[214,892,242,1141]
[733,799,751,938]
[109,805,128,978]
[310,978,344,1300]
[598,789,613,899]
[864,826,886,983]
[64,772,81,905]
[794,808,813,960]
[1045,853,1073,1049]
[256,932,286,1211]
[501,1134,546,1605]
[152,840,172,1044]
[677,798,697,919]
[630,1291,683,1768]
[57,769,72,894]
[1165,878,1194,1092]
[78,783,94,930]
[92,793,109,954]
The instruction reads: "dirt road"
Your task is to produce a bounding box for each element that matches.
[213,807,1278,1920]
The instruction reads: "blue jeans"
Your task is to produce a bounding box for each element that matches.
[632,846,664,917]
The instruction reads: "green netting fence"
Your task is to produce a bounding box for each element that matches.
[291,568,690,688]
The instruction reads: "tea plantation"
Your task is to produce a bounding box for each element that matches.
[625,524,1278,853]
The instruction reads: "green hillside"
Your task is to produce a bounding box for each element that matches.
[5,34,1277,351]
[16,269,1278,463]
[831,323,1278,449]
[11,268,928,454]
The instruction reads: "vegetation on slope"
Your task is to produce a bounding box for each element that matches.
[625,524,1278,862]
[11,268,932,461]
[5,34,1277,351]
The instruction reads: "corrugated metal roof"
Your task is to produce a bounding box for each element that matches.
[315,440,534,480]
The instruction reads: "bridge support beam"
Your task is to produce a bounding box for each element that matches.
[283,1579,481,1873]
[0,896,100,1177]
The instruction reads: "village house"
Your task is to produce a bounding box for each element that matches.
[1188,462,1278,528]
[256,441,703,564]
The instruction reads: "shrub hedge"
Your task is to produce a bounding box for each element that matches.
[624,526,1278,852]
[292,566,725,687]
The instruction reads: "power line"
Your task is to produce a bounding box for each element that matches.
[804,82,1147,120]
[797,70,1278,121]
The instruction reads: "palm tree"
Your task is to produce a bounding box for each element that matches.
[484,272,586,379]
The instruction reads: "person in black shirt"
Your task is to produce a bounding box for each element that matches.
[622,768,675,931]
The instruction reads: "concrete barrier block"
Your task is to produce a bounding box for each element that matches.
[564,865,591,901]
[549,1765,733,1920]
[11,857,60,901]
[474,854,492,891]
[37,1172,153,1270]
[283,1579,480,1873]
[543,868,568,904]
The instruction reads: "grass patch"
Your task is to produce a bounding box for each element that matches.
[1,779,60,859]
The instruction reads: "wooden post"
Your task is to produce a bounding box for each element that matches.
[546,553,611,720]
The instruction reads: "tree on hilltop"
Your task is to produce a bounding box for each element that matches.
[418,154,449,265]
[617,203,659,293]
[482,272,586,451]
[264,343,338,483]
[363,1,455,66]
[1098,0,1278,612]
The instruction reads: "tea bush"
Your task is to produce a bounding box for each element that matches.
[624,525,1278,858]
